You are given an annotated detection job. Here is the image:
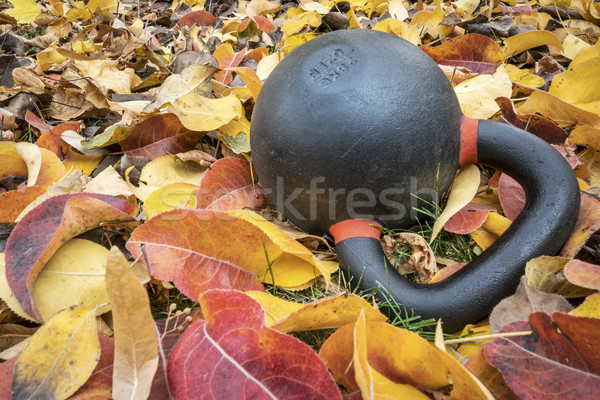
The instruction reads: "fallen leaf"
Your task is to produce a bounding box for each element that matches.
[167,289,343,399]
[563,259,600,291]
[464,349,519,400]
[169,93,243,132]
[484,312,600,399]
[471,212,512,250]
[126,209,333,300]
[32,238,112,322]
[525,255,595,297]
[176,10,216,28]
[568,124,600,151]
[431,163,480,241]
[173,149,217,166]
[0,186,46,223]
[196,157,265,211]
[119,113,202,159]
[11,306,100,400]
[517,90,600,127]
[144,183,198,219]
[105,247,159,400]
[80,125,132,150]
[570,293,600,318]
[560,192,600,258]
[549,57,600,115]
[503,30,563,58]
[5,193,135,321]
[5,0,41,24]
[497,173,525,221]
[69,334,114,400]
[15,142,67,188]
[73,59,142,94]
[247,291,387,332]
[391,232,438,282]
[444,202,495,234]
[420,33,503,74]
[489,276,573,333]
[0,357,17,399]
[144,65,215,111]
[455,65,513,119]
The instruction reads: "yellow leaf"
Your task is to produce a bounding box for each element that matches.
[229,210,335,287]
[12,306,100,399]
[453,0,480,14]
[256,52,281,81]
[15,143,67,189]
[578,148,600,188]
[5,0,42,24]
[248,291,387,332]
[88,0,117,12]
[169,93,243,131]
[126,155,208,202]
[74,59,142,94]
[144,182,198,219]
[106,247,159,400]
[145,64,215,111]
[570,293,600,318]
[470,212,511,250]
[431,164,480,242]
[388,0,409,21]
[353,311,439,399]
[455,324,492,359]
[525,255,595,297]
[437,345,495,399]
[84,165,134,198]
[0,141,28,179]
[562,33,591,60]
[568,124,600,151]
[33,239,112,322]
[454,65,513,119]
[549,57,600,115]
[505,64,544,88]
[63,152,104,176]
[571,41,600,69]
[36,42,68,71]
[503,30,563,58]
[517,91,600,127]
[0,253,35,321]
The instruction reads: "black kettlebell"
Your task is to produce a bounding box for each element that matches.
[250,29,580,332]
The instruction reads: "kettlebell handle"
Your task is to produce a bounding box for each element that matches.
[331,117,580,332]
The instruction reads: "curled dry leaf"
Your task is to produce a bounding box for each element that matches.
[385,232,438,282]
[4,193,135,321]
[173,149,217,166]
[167,289,343,400]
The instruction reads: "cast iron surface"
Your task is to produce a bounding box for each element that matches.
[338,120,580,332]
[251,29,462,235]
[250,29,581,331]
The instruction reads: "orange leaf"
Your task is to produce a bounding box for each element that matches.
[196,157,265,211]
[564,259,600,291]
[0,186,46,223]
[4,194,135,321]
[560,193,600,258]
[213,44,246,85]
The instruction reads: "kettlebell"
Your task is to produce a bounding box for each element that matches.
[250,29,580,332]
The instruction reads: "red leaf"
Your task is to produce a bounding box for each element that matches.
[196,157,265,211]
[420,34,503,74]
[24,110,51,133]
[167,290,343,400]
[213,44,247,85]
[176,10,216,28]
[5,193,135,321]
[120,113,202,160]
[499,3,533,15]
[252,16,275,32]
[484,312,600,399]
[444,202,495,234]
[0,357,17,400]
[496,97,568,144]
[126,209,266,300]
[498,173,525,221]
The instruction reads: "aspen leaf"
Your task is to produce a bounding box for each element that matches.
[455,65,512,119]
[227,66,262,100]
[388,0,409,21]
[5,0,42,24]
[431,164,480,242]
[247,291,387,332]
[73,59,141,94]
[503,30,563,58]
[256,52,280,81]
[105,247,158,400]
[167,289,343,399]
[11,306,100,400]
[169,93,243,132]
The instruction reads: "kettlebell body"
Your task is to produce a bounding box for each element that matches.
[250,29,580,332]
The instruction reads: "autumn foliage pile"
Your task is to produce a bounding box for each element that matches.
[1,0,600,398]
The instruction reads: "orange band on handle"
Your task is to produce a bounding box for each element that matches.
[329,219,382,244]
[460,117,479,165]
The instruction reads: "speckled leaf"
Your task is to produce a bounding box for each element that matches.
[560,192,600,258]
[11,306,100,400]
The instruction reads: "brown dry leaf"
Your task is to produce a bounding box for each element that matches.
[173,150,217,166]
[560,192,600,258]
